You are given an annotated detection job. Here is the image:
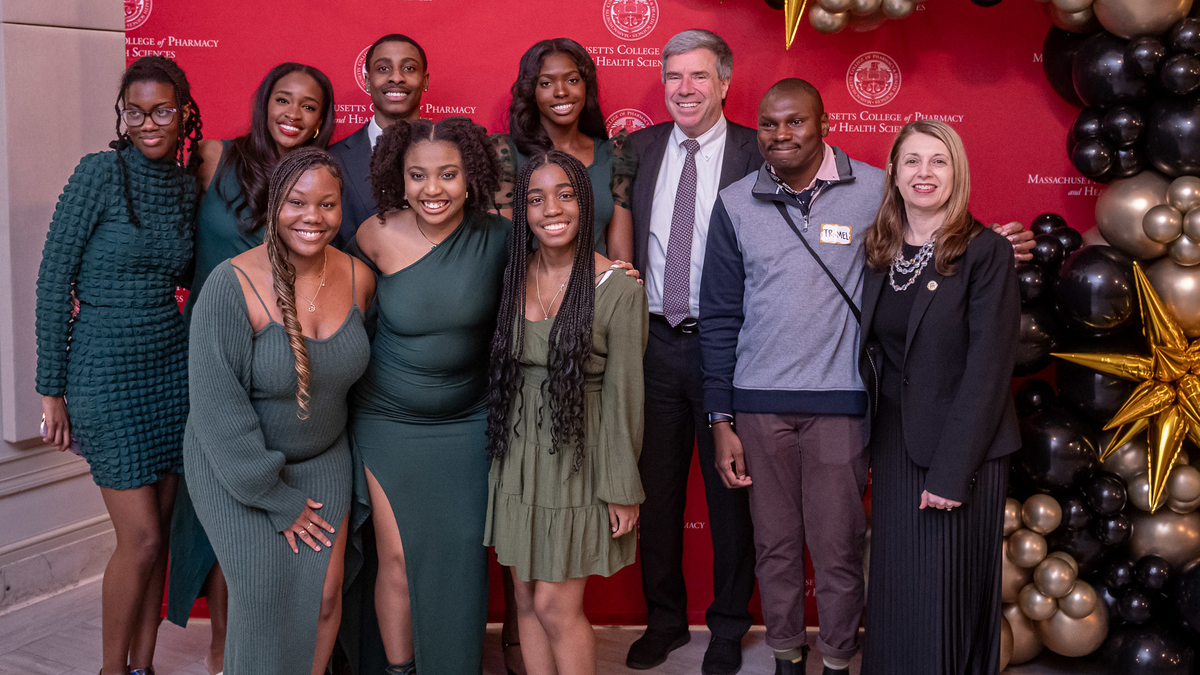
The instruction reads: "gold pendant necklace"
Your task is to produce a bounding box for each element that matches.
[294,250,327,313]
[535,254,567,320]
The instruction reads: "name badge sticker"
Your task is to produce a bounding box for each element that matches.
[819,223,852,245]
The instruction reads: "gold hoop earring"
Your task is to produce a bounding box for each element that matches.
[313,128,320,139]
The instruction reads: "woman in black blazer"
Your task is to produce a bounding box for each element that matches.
[857,119,1020,675]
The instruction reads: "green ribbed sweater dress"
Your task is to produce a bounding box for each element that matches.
[35,146,195,489]
[183,261,369,675]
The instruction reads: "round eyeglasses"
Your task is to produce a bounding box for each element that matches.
[121,107,178,127]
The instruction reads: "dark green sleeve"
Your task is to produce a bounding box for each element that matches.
[490,133,518,210]
[35,152,110,396]
[609,130,639,211]
[593,275,648,505]
[186,263,308,532]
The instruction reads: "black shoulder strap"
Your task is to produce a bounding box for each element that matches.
[773,200,861,324]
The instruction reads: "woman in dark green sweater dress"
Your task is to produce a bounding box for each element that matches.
[35,57,201,675]
[184,149,373,675]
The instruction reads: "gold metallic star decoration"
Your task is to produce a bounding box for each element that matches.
[785,0,808,49]
[1053,262,1200,513]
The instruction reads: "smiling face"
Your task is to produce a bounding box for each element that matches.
[526,163,581,251]
[367,40,427,124]
[404,140,468,229]
[267,71,324,155]
[276,165,342,258]
[894,132,955,216]
[122,80,183,160]
[662,48,730,138]
[757,89,828,183]
[535,52,586,131]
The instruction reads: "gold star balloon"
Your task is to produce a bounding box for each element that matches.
[1053,262,1200,513]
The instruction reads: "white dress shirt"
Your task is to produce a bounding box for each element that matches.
[645,115,728,318]
[367,115,385,148]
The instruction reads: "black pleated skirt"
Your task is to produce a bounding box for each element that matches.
[861,395,1008,675]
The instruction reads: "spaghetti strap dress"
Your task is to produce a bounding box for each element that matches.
[183,259,369,675]
[341,211,509,675]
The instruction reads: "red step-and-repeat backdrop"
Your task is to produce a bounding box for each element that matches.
[131,0,1095,624]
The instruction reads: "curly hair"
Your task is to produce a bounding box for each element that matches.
[486,150,595,473]
[216,63,337,233]
[508,38,608,158]
[369,117,500,221]
[112,56,204,227]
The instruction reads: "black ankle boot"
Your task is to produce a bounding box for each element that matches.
[384,658,416,675]
[773,646,808,675]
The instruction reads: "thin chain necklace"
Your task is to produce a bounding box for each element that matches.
[888,237,935,291]
[535,254,567,320]
[294,250,327,313]
[415,220,439,251]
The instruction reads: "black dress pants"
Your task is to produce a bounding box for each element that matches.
[638,315,757,640]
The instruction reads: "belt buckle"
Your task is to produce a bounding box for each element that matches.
[678,318,699,334]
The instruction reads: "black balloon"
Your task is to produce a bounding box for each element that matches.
[1134,555,1174,591]
[1169,17,1200,55]
[1161,54,1200,95]
[1107,558,1137,590]
[1092,513,1132,546]
[1045,27,1090,107]
[1073,32,1149,108]
[969,0,1003,6]
[1060,493,1093,530]
[1111,146,1144,178]
[1014,408,1098,493]
[1046,520,1109,574]
[1177,564,1200,636]
[1093,579,1123,624]
[1126,36,1167,78]
[1052,246,1136,337]
[1053,226,1084,255]
[1057,359,1139,425]
[1119,588,1155,624]
[1017,263,1048,305]
[1071,137,1115,180]
[1103,106,1145,146]
[1031,212,1069,236]
[1014,378,1056,417]
[764,0,785,8]
[1015,305,1061,375]
[1031,233,1067,270]
[1101,623,1196,675]
[1085,474,1128,515]
[1145,96,1200,177]
[1068,108,1105,156]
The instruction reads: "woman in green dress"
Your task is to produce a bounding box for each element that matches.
[36,56,202,675]
[485,151,646,675]
[167,62,336,674]
[491,38,636,262]
[184,148,373,675]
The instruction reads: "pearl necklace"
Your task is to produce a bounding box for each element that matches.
[888,240,935,291]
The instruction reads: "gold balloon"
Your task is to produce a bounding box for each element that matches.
[1096,171,1172,260]
[1052,0,1094,10]
[1048,4,1101,32]
[819,0,853,11]
[880,0,914,19]
[1144,204,1185,244]
[1171,235,1200,266]
[1130,473,1169,511]
[847,7,887,31]
[850,0,882,14]
[1146,258,1200,339]
[1094,0,1194,40]
[1169,464,1200,502]
[1058,580,1099,619]
[808,6,849,33]
[1034,556,1078,598]
[1184,209,1200,241]
[1169,176,1200,213]
[1048,551,1080,575]
[1004,602,1045,664]
[1101,430,1150,481]
[1169,494,1200,514]
[1082,226,1111,247]
[1004,498,1023,536]
[1000,616,1014,672]
[1008,529,1049,568]
[1020,583,1059,620]
[1128,508,1200,567]
[1034,605,1109,657]
[1022,494,1063,535]
[1003,540,1034,603]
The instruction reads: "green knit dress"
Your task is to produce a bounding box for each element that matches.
[183,261,369,675]
[35,146,195,489]
[484,270,648,582]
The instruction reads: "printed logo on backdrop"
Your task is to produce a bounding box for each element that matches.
[846,52,901,108]
[125,0,152,31]
[355,46,370,94]
[606,109,653,136]
[603,0,659,41]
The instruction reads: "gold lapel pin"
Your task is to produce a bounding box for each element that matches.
[927,280,938,291]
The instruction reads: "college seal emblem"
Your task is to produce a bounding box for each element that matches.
[605,109,653,136]
[603,0,659,42]
[125,0,152,31]
[846,52,901,108]
[354,46,370,94]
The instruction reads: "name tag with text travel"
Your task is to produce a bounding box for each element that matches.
[819,223,852,245]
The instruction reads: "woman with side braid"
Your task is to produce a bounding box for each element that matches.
[35,56,201,675]
[183,148,373,675]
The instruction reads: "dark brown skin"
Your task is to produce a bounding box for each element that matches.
[535,53,594,166]
[367,40,428,127]
[267,71,324,156]
[122,80,187,161]
[757,87,829,193]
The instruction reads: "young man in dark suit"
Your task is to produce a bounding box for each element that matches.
[624,29,761,675]
[329,33,428,247]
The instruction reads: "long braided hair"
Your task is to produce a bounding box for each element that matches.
[486,150,596,472]
[262,147,344,419]
[369,116,500,221]
[112,56,204,227]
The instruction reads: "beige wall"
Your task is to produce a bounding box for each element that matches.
[0,0,123,612]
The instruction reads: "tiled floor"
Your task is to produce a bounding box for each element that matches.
[0,580,1101,674]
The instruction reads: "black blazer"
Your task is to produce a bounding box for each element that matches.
[857,226,1021,503]
[328,123,375,248]
[627,119,762,276]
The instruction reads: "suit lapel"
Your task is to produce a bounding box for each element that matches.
[904,266,945,356]
[345,126,372,214]
[719,123,753,189]
[633,124,671,273]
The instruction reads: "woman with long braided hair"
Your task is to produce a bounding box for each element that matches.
[35,55,200,675]
[183,147,373,675]
[484,151,646,675]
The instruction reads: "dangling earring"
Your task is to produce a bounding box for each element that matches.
[313,127,320,140]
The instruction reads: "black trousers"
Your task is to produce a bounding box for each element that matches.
[638,315,757,640]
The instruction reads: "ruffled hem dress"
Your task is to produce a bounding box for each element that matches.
[484,270,648,582]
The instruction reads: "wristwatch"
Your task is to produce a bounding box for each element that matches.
[707,412,734,429]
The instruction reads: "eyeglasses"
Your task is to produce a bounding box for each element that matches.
[121,107,178,127]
